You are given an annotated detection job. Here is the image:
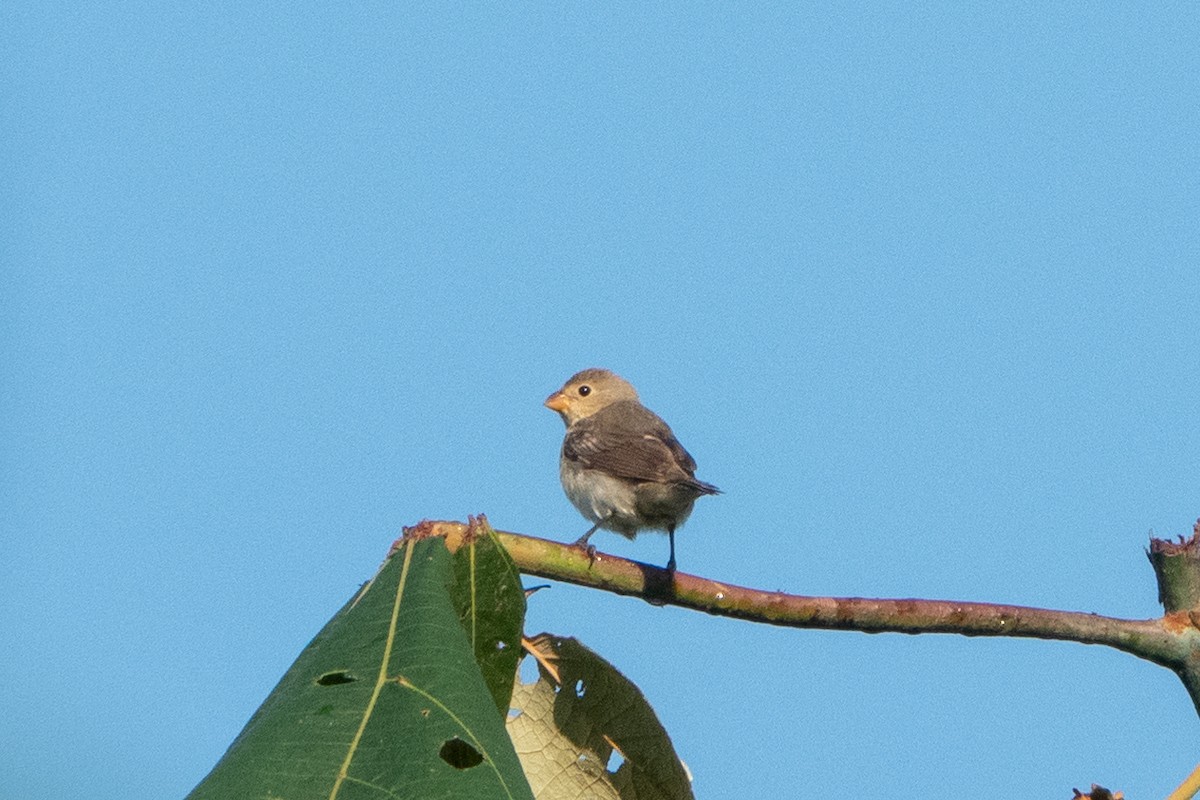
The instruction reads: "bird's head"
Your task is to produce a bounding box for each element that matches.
[544,368,639,426]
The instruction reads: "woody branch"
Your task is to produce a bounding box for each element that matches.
[402,517,1200,716]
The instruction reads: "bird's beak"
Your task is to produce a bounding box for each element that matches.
[544,391,570,413]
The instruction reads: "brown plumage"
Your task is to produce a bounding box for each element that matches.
[545,368,720,571]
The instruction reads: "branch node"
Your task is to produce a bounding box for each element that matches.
[1147,522,1200,613]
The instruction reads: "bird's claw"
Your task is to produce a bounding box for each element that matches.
[570,538,598,567]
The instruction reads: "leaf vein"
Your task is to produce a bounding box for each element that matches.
[328,540,415,799]
[396,674,519,800]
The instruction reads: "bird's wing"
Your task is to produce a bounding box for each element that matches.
[563,402,700,484]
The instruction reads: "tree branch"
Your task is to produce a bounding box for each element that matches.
[405,517,1200,716]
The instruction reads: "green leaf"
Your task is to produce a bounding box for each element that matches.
[188,537,534,800]
[450,517,526,716]
[508,635,694,800]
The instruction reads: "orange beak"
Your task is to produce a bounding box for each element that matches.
[544,391,570,413]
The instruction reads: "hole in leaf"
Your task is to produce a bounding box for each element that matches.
[574,679,585,698]
[495,640,507,650]
[439,738,484,769]
[316,670,357,686]
[518,657,540,684]
[507,707,522,720]
[603,736,628,773]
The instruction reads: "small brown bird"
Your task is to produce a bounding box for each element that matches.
[544,368,720,572]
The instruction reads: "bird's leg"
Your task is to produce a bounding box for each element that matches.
[573,519,603,548]
[666,525,677,573]
[572,518,607,566]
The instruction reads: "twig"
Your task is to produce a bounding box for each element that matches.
[406,518,1200,716]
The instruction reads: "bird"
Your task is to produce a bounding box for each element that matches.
[544,368,720,572]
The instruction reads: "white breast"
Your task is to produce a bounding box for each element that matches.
[560,462,641,536]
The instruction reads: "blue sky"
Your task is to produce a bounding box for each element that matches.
[3,4,1198,798]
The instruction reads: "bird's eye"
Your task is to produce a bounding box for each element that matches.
[578,385,591,397]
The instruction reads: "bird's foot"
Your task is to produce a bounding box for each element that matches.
[570,535,598,566]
